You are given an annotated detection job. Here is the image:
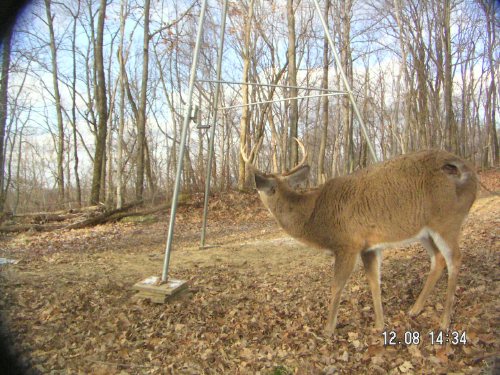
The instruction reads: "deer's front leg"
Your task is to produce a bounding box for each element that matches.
[325,251,358,335]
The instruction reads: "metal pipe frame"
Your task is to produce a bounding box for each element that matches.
[162,0,208,282]
[200,0,229,248]
[198,79,346,94]
[163,0,379,263]
[219,91,347,111]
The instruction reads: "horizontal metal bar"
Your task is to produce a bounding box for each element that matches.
[219,91,347,111]
[198,79,346,94]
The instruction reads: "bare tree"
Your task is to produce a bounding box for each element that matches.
[478,0,499,166]
[287,0,299,168]
[136,0,150,200]
[90,0,108,205]
[1,0,498,212]
[441,0,458,154]
[337,0,354,173]
[238,0,255,191]
[116,0,128,209]
[69,1,82,207]
[0,25,13,212]
[317,0,330,185]
[44,0,65,203]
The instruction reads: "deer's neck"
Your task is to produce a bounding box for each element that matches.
[267,189,319,239]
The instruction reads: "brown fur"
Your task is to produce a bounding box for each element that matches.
[248,149,477,333]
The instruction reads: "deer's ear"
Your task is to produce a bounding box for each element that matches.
[254,173,277,195]
[284,165,310,188]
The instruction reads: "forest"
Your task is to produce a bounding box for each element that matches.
[0,0,497,213]
[0,1,499,374]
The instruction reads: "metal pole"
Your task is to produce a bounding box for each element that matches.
[162,0,208,282]
[198,79,346,94]
[200,0,229,248]
[219,91,347,111]
[312,0,378,162]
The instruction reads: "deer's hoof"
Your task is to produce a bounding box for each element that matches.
[439,318,450,331]
[408,305,422,317]
[324,325,336,337]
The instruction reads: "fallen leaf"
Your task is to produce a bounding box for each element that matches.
[399,360,413,373]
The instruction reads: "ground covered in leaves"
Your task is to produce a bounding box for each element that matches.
[0,175,499,374]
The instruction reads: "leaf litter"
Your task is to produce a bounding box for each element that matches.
[0,180,498,374]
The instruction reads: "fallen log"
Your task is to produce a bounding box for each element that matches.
[0,199,195,233]
[65,201,144,230]
[0,223,65,233]
[0,201,143,233]
[10,205,104,225]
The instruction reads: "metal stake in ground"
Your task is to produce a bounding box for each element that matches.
[133,0,208,303]
[161,0,208,282]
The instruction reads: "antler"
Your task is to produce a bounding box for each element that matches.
[241,137,307,175]
[240,143,252,165]
[240,137,264,170]
[285,138,308,175]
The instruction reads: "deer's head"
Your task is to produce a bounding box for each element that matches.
[241,138,310,211]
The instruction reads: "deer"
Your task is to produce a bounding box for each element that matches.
[241,138,477,334]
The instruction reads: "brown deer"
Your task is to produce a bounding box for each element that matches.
[241,139,477,334]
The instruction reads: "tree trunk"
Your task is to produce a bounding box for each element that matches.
[13,125,25,213]
[238,0,254,191]
[340,0,354,173]
[71,2,82,207]
[116,0,127,209]
[317,0,330,184]
[442,0,458,154]
[144,139,156,195]
[90,0,108,205]
[287,0,298,169]
[0,25,13,212]
[481,0,499,166]
[44,0,65,204]
[393,0,410,154]
[105,112,113,207]
[136,0,150,200]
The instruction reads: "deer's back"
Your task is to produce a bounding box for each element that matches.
[303,150,477,250]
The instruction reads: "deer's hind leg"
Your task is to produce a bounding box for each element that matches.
[409,235,446,317]
[361,249,384,330]
[427,229,462,330]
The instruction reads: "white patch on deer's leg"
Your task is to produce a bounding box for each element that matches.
[428,248,436,271]
[427,229,461,329]
[427,229,454,274]
[409,234,446,317]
